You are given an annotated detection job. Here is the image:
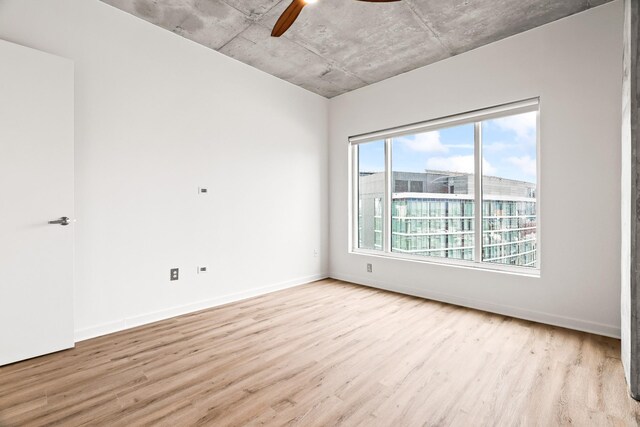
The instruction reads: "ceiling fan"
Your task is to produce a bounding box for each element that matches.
[271,0,401,37]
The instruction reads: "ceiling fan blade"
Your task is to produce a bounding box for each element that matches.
[271,0,307,37]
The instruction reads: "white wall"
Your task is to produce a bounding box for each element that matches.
[329,1,624,337]
[0,0,625,341]
[0,0,329,340]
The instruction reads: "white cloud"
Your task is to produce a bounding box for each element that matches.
[483,142,512,152]
[446,144,474,149]
[426,155,496,175]
[493,111,536,142]
[399,131,448,153]
[483,159,497,175]
[507,155,536,177]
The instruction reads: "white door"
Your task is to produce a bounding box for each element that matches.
[0,39,74,365]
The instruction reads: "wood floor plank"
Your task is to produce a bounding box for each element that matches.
[1,279,639,426]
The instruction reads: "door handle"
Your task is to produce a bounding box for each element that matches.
[48,216,70,226]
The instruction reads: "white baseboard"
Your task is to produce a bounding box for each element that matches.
[75,272,619,342]
[74,273,328,342]
[330,272,621,339]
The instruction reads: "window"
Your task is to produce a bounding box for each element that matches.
[391,124,475,261]
[410,181,423,193]
[357,140,385,251]
[481,113,538,268]
[395,180,409,192]
[350,99,539,272]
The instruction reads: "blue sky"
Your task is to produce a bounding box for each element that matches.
[359,111,537,184]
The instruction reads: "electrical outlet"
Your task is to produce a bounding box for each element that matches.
[170,268,179,281]
[198,266,207,274]
[198,187,208,194]
[313,249,318,257]
[367,263,372,273]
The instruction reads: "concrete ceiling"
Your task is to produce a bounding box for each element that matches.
[101,0,613,98]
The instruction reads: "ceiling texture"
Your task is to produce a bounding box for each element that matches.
[101,0,612,98]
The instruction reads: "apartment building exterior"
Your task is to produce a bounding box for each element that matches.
[358,170,537,268]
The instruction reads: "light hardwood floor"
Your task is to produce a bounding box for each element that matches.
[1,279,639,426]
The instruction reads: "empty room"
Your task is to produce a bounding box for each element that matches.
[2,0,640,425]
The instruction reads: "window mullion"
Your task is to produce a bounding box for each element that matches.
[474,122,483,263]
[384,138,392,253]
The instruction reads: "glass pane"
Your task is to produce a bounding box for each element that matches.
[358,140,385,250]
[390,124,475,261]
[481,111,537,268]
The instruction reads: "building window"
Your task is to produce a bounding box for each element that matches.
[410,181,424,193]
[350,99,539,272]
[395,180,409,192]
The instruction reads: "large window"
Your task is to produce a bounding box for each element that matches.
[350,99,539,272]
[391,124,475,261]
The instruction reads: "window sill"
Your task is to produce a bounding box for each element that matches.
[349,248,541,278]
